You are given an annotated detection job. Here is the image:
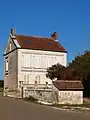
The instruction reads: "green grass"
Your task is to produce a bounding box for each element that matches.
[23,96,90,112]
[51,101,90,109]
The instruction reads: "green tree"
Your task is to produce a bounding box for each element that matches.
[69,51,90,79]
[46,63,79,80]
[68,50,90,97]
[0,80,4,88]
[46,63,65,80]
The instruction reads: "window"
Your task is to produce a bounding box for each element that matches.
[27,74,29,84]
[24,74,26,84]
[38,76,40,81]
[36,76,37,81]
[47,42,53,46]
[24,74,30,84]
[27,55,30,67]
[38,76,40,84]
[10,42,11,51]
[35,81,37,85]
[5,58,8,71]
[23,54,28,67]
[24,40,32,44]
[45,82,48,88]
[22,55,26,67]
[35,75,40,84]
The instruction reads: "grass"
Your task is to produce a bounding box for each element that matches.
[52,102,90,108]
[23,96,90,108]
[23,96,90,113]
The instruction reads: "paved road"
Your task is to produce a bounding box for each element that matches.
[0,96,90,120]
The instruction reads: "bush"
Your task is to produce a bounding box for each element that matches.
[0,80,4,88]
[24,96,38,103]
[46,63,80,80]
[0,88,3,96]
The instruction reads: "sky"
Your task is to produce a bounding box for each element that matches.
[0,0,90,79]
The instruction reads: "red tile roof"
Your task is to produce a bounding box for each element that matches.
[53,80,83,90]
[15,35,66,52]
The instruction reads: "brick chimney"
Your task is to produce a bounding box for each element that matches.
[51,32,58,41]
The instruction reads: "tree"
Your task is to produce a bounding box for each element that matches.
[46,63,65,80]
[0,80,4,88]
[46,63,79,80]
[68,50,90,97]
[69,51,90,77]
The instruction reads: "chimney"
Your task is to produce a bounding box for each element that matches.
[51,32,58,41]
[10,28,16,39]
[10,28,16,36]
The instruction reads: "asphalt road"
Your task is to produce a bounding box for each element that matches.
[0,96,90,120]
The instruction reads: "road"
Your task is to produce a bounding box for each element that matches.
[0,96,90,120]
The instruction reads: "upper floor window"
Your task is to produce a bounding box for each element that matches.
[5,58,8,71]
[35,80,37,85]
[10,42,11,51]
[27,74,29,84]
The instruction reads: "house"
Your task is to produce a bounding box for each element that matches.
[53,80,83,104]
[3,28,67,98]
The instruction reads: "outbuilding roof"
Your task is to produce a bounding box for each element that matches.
[53,80,83,90]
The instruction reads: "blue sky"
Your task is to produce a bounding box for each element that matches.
[0,0,90,79]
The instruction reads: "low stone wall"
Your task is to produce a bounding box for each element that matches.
[24,89,53,103]
[58,91,83,104]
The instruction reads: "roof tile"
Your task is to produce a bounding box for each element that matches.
[53,80,83,90]
[15,35,66,52]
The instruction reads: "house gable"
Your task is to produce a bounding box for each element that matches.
[4,28,21,56]
[4,35,17,55]
[4,28,67,55]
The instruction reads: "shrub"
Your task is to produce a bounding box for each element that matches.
[24,96,38,103]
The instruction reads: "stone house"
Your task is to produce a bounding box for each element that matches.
[3,28,67,98]
[53,80,83,104]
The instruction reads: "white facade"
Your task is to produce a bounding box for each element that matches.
[18,49,67,88]
[4,30,67,98]
[4,48,67,97]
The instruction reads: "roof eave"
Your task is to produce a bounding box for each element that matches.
[17,47,67,53]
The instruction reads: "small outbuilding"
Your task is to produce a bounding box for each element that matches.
[53,80,83,104]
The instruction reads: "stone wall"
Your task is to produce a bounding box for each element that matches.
[58,91,83,104]
[7,50,17,90]
[24,89,53,103]
[4,50,18,97]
